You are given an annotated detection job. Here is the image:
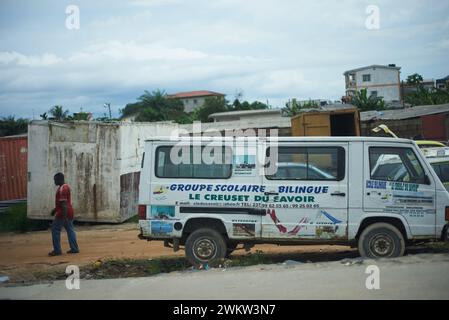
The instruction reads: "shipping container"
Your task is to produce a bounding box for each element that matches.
[27,121,179,223]
[421,113,448,141]
[0,134,28,201]
[291,108,361,137]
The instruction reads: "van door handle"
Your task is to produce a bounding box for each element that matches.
[331,192,346,197]
[264,192,279,196]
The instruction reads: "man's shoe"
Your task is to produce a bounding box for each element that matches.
[48,251,62,256]
[67,249,79,254]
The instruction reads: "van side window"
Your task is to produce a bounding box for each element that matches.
[266,147,345,181]
[432,163,449,183]
[155,146,232,179]
[440,163,449,182]
[369,147,427,184]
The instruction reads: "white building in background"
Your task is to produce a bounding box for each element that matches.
[344,64,401,102]
[168,90,225,112]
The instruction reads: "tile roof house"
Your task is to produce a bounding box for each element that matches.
[168,90,225,112]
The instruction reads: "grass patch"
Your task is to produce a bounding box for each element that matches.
[0,203,49,233]
[219,250,273,268]
[80,257,192,280]
[125,214,139,223]
[422,241,449,251]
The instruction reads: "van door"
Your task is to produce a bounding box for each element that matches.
[363,143,436,237]
[261,142,349,240]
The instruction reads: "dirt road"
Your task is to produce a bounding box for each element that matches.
[0,223,352,281]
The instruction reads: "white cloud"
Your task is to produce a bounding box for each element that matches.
[0,51,62,67]
[0,0,448,118]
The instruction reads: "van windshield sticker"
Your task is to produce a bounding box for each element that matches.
[233,155,256,176]
[366,180,419,192]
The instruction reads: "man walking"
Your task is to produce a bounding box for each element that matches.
[49,172,80,256]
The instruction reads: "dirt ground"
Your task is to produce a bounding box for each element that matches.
[0,223,353,282]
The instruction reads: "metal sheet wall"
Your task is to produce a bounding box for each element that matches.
[0,135,28,201]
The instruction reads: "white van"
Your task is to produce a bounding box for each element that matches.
[137,137,449,265]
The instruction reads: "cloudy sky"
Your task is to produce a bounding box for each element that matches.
[0,0,448,118]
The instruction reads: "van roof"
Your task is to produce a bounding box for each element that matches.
[146,136,414,144]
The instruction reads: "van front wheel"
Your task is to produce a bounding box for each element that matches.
[358,223,405,259]
[185,228,227,266]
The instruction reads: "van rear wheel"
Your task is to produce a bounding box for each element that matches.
[358,223,405,259]
[185,228,227,266]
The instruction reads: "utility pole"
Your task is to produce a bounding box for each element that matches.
[104,103,112,119]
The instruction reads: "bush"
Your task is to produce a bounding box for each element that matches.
[0,203,49,233]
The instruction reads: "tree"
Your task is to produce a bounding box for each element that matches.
[351,89,385,111]
[404,72,449,106]
[120,101,144,118]
[133,90,187,123]
[0,116,29,137]
[300,99,320,109]
[406,73,424,86]
[282,99,301,117]
[282,99,320,116]
[193,96,228,122]
[49,105,69,121]
[70,112,91,121]
[405,87,449,106]
[229,99,268,112]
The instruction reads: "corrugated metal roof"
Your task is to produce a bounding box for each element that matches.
[360,103,449,121]
[298,104,356,113]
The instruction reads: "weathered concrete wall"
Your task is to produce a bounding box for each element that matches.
[27,121,178,223]
[28,121,122,222]
[118,122,179,221]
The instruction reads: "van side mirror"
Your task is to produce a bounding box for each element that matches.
[424,174,431,185]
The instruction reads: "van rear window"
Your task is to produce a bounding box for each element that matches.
[155,146,232,179]
[265,147,345,181]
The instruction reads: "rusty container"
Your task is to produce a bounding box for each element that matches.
[0,134,28,201]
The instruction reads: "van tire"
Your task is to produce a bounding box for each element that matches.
[185,228,227,266]
[358,222,405,259]
[444,225,449,243]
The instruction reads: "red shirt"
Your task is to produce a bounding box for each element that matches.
[55,184,74,219]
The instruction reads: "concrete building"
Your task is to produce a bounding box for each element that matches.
[168,90,225,113]
[344,64,401,102]
[208,109,282,122]
[436,76,449,90]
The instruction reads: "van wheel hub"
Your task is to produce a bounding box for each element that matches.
[370,234,394,257]
[193,238,216,260]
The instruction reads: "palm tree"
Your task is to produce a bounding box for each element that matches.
[352,89,385,111]
[49,105,69,121]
